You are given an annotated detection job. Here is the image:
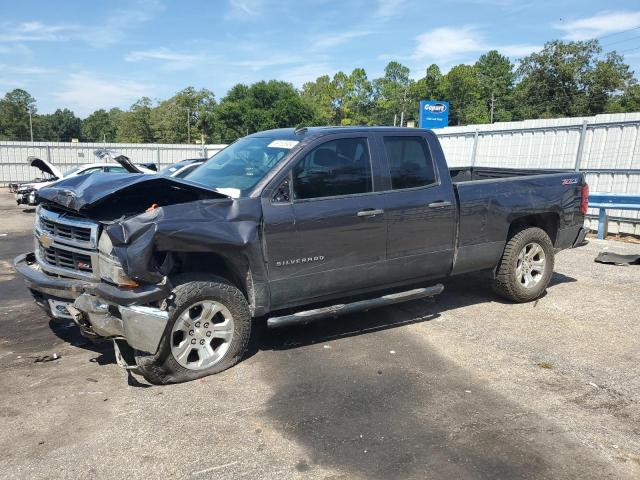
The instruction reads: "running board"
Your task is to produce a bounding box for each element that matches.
[267,284,444,328]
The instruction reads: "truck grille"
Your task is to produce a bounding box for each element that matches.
[39,216,92,244]
[39,244,93,273]
[35,207,100,280]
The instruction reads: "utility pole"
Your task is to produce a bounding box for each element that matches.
[393,114,397,127]
[490,92,495,124]
[399,85,408,127]
[28,110,33,142]
[103,133,106,143]
[187,109,191,143]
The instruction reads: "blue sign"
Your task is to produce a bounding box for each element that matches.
[419,100,449,129]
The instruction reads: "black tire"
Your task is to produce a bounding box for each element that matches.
[492,227,555,303]
[135,273,252,384]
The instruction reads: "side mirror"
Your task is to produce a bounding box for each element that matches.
[273,178,291,203]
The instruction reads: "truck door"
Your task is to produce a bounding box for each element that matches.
[262,134,388,309]
[374,132,456,282]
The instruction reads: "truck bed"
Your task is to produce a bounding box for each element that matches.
[449,166,565,183]
[449,167,584,275]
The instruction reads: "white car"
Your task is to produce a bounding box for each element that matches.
[15,154,156,207]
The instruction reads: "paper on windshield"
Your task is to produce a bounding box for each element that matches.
[268,140,299,149]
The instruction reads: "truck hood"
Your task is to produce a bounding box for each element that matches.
[36,171,229,218]
[29,156,62,179]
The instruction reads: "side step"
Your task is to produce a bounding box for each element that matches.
[267,284,444,328]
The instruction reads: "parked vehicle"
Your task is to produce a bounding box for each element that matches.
[158,158,205,178]
[15,127,588,383]
[14,152,156,206]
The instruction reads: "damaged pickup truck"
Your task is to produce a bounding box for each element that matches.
[14,127,589,383]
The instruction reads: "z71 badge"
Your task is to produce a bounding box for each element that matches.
[562,178,578,185]
[276,256,325,267]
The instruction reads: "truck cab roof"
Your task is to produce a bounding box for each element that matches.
[247,126,434,141]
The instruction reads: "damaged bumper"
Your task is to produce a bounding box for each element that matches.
[14,252,171,354]
[69,294,168,354]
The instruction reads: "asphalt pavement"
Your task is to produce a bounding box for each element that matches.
[0,191,638,479]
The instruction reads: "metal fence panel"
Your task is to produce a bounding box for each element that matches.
[0,141,227,185]
[435,112,640,235]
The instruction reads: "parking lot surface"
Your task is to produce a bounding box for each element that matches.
[0,191,639,480]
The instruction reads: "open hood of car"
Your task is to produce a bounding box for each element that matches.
[94,149,148,173]
[28,156,62,179]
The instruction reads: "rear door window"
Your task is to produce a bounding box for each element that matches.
[382,136,436,189]
[293,137,372,200]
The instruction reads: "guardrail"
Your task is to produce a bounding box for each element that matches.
[589,193,640,239]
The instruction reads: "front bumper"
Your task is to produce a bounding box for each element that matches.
[15,191,37,206]
[14,252,172,354]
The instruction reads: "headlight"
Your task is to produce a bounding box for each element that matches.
[98,233,138,287]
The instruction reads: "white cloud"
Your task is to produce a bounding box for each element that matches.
[0,0,164,48]
[231,56,303,71]
[280,63,335,87]
[53,73,154,117]
[227,0,264,18]
[125,48,205,70]
[555,10,640,41]
[375,0,405,18]
[412,26,540,63]
[313,30,373,49]
[0,21,77,42]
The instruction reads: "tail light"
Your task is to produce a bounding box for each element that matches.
[581,183,589,215]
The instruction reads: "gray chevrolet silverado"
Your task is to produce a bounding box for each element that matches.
[14,127,588,383]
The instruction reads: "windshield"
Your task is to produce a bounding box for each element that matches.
[62,166,81,177]
[184,136,297,195]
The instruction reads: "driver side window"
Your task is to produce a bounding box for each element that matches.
[292,137,372,200]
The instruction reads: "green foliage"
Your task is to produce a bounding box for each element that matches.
[150,87,216,143]
[116,98,154,143]
[1,38,638,143]
[514,40,634,119]
[0,89,36,140]
[81,109,119,142]
[38,109,82,142]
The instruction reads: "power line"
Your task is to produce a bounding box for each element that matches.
[596,25,640,41]
[601,35,640,48]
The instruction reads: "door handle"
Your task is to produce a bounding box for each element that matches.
[428,201,452,208]
[357,208,384,217]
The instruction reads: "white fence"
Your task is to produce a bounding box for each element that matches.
[435,112,640,236]
[2,113,640,235]
[0,141,227,185]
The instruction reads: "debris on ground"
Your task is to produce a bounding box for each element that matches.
[595,251,640,266]
[32,353,61,363]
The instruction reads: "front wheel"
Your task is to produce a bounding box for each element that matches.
[492,227,555,303]
[136,274,252,384]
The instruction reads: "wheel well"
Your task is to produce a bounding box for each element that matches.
[508,213,559,245]
[170,252,251,300]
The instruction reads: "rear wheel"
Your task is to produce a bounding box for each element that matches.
[493,227,555,303]
[136,274,251,384]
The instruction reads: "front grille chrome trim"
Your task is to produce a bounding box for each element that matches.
[36,207,99,250]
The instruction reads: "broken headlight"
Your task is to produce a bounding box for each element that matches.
[98,232,138,288]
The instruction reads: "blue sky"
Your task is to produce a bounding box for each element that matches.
[1,0,639,117]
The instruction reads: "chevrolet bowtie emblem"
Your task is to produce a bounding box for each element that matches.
[38,233,54,248]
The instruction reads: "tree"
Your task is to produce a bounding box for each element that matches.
[81,109,118,142]
[514,40,633,119]
[216,81,313,143]
[475,50,515,122]
[408,64,444,124]
[372,61,411,125]
[150,87,216,144]
[0,89,36,140]
[38,108,81,141]
[301,75,337,125]
[441,64,487,125]
[115,98,154,143]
